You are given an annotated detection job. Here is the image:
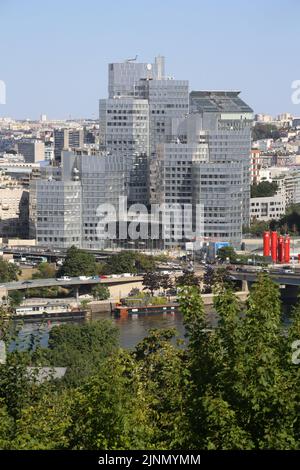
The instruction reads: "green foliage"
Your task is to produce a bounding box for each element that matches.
[244,219,270,237]
[252,123,280,141]
[8,290,24,307]
[217,246,237,262]
[32,262,56,279]
[175,271,200,288]
[125,291,167,306]
[202,265,232,294]
[91,285,110,300]
[251,181,278,198]
[142,272,161,295]
[271,203,300,235]
[2,275,300,449]
[43,320,119,386]
[101,252,158,275]
[58,246,98,277]
[104,251,137,275]
[0,258,21,283]
[134,253,156,273]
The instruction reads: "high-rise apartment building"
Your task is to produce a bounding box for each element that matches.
[53,128,84,162]
[150,91,253,247]
[32,58,253,250]
[100,56,189,210]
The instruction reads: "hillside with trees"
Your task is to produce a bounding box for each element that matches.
[1,274,300,449]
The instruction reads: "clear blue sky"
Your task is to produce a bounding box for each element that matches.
[0,0,299,119]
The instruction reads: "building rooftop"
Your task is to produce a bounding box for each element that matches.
[190,91,253,114]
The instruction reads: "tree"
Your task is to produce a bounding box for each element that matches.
[8,290,23,307]
[91,285,110,300]
[159,274,173,292]
[32,262,56,279]
[134,253,156,273]
[244,219,270,237]
[217,246,237,263]
[252,123,280,141]
[104,251,137,275]
[58,246,98,277]
[0,258,21,283]
[43,320,119,386]
[142,272,162,295]
[202,265,232,294]
[176,271,200,288]
[177,275,298,449]
[251,181,278,198]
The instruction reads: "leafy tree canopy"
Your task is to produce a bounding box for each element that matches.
[58,246,98,277]
[251,181,278,198]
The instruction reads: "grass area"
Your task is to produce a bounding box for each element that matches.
[17,267,38,281]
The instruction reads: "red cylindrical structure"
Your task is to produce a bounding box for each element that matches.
[284,236,290,263]
[271,231,278,263]
[278,235,285,263]
[263,231,271,257]
[298,254,300,264]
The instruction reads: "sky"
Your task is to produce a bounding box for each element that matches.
[0,0,299,119]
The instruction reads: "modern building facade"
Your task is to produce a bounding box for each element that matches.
[150,91,253,247]
[32,58,253,250]
[53,128,84,162]
[17,140,45,163]
[0,172,29,238]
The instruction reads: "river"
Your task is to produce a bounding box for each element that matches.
[10,307,220,351]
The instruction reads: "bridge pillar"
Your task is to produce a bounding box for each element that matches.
[242,280,249,292]
[75,287,79,302]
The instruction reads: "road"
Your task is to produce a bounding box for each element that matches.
[230,269,300,287]
[0,275,143,291]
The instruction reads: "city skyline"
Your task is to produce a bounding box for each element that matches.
[0,0,300,119]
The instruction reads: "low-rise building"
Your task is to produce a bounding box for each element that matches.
[250,194,286,221]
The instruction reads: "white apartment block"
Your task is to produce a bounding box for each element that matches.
[250,195,286,221]
[0,172,29,238]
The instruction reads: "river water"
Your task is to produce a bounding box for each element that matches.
[11,302,292,352]
[11,307,220,351]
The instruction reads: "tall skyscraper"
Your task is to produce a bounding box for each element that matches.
[32,58,253,251]
[151,91,253,247]
[100,55,189,209]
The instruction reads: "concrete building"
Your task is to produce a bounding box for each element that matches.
[31,148,126,249]
[99,97,150,205]
[100,56,189,207]
[150,91,253,248]
[251,149,262,184]
[17,140,45,163]
[108,55,165,98]
[53,128,84,162]
[32,59,253,251]
[250,195,285,221]
[0,172,29,238]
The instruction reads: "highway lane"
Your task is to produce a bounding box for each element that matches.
[0,276,143,291]
[230,270,300,287]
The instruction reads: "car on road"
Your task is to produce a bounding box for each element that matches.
[56,276,71,281]
[79,276,92,280]
[22,280,33,284]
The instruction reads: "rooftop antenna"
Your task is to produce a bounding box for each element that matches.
[125,55,138,63]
